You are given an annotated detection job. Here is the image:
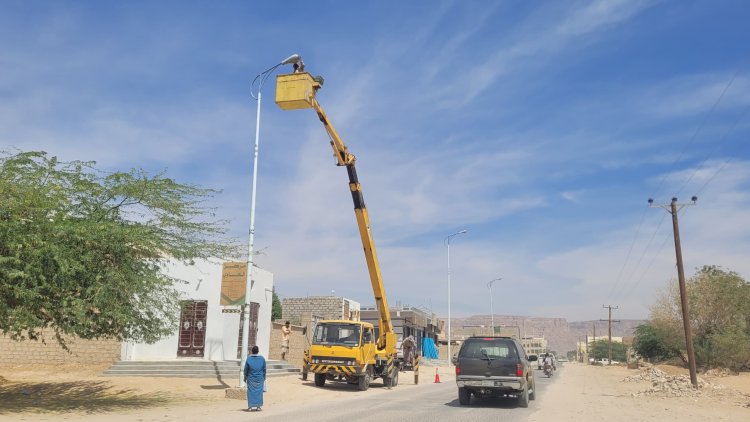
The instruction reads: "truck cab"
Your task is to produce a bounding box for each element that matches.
[307,320,393,390]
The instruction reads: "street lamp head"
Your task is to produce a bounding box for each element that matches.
[647,198,653,205]
[281,54,302,65]
[458,230,468,234]
[691,196,698,203]
[672,197,678,204]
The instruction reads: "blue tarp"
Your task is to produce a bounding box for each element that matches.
[422,338,439,359]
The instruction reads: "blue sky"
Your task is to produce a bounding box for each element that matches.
[2,0,749,321]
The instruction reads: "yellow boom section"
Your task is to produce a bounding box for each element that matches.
[276,72,396,352]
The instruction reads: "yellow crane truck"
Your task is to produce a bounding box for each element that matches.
[275,69,399,391]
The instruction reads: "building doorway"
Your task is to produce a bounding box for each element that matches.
[177,300,208,358]
[236,302,260,358]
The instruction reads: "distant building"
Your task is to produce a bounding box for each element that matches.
[281,296,361,325]
[453,325,520,341]
[521,336,548,356]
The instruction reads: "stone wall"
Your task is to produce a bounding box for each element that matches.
[282,296,345,324]
[268,321,307,368]
[0,329,120,365]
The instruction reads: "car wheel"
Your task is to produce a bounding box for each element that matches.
[518,384,529,408]
[458,387,471,405]
[314,373,326,387]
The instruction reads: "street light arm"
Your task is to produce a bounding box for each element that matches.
[251,53,302,99]
[487,277,502,289]
[444,229,468,246]
[281,54,301,65]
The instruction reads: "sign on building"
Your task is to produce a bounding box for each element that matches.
[221,262,248,305]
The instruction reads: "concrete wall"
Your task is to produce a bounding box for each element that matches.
[0,328,120,365]
[268,321,306,368]
[122,259,274,361]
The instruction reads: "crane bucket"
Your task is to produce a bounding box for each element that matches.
[275,72,319,110]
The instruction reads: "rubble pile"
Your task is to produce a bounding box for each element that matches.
[702,367,737,377]
[622,367,750,407]
[622,367,720,398]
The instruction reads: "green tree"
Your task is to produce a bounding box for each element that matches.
[590,339,627,361]
[271,288,282,321]
[633,323,678,360]
[648,266,750,370]
[0,151,234,347]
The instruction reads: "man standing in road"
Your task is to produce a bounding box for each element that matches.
[281,321,291,361]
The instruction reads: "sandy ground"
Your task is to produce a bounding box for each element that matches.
[2,361,749,421]
[0,361,454,421]
[529,362,750,422]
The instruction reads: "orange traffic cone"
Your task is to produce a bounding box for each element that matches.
[434,368,441,383]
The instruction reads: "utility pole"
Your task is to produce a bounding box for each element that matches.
[592,322,596,363]
[601,305,620,365]
[649,196,699,388]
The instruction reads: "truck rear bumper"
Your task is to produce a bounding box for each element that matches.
[457,378,523,391]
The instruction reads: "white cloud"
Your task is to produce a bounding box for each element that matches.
[561,190,585,202]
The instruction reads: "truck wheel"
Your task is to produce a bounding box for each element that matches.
[518,384,529,408]
[358,369,371,391]
[314,373,326,387]
[458,387,471,405]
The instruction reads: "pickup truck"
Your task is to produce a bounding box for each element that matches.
[454,336,536,407]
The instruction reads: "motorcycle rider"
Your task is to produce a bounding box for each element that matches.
[543,353,555,372]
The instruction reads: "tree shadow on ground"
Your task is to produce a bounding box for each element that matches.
[0,380,176,414]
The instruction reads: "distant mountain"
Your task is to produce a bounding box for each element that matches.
[450,315,647,353]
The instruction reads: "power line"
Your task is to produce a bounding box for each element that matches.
[620,206,690,301]
[611,212,668,299]
[675,103,750,197]
[620,229,673,301]
[650,67,742,202]
[605,206,648,303]
[609,66,746,302]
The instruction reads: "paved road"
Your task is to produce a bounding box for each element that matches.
[251,366,560,422]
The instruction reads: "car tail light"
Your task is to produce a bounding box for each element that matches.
[516,363,523,377]
[455,366,460,375]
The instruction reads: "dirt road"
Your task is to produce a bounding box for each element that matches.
[529,362,750,422]
[2,362,749,421]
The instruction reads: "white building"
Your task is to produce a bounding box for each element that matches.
[120,259,273,361]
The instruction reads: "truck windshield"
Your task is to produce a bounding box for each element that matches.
[313,323,361,346]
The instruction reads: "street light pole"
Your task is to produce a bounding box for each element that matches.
[240,54,301,387]
[487,278,501,334]
[445,229,467,365]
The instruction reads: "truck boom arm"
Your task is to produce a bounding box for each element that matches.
[309,98,395,351]
[274,71,395,352]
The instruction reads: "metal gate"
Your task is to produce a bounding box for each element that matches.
[236,302,260,358]
[177,300,208,357]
